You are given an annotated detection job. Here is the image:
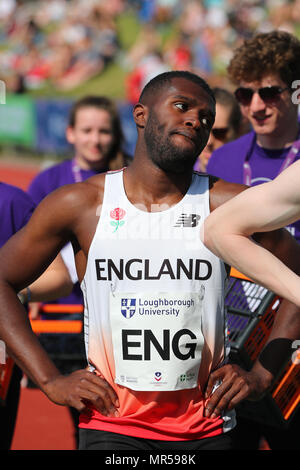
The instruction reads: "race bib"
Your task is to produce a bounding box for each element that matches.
[110,291,205,391]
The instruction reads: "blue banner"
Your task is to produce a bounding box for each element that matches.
[35,99,73,154]
[118,101,137,157]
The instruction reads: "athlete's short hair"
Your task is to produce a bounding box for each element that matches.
[139,71,216,105]
[228,30,300,86]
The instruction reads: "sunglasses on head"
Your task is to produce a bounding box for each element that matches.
[211,127,229,140]
[234,86,289,106]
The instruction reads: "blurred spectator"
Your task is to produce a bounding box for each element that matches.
[206,29,300,450]
[0,1,300,94]
[0,0,122,92]
[126,50,169,105]
[195,87,247,172]
[29,94,131,205]
[0,0,16,21]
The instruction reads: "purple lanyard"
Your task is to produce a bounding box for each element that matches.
[243,137,300,186]
[71,159,83,183]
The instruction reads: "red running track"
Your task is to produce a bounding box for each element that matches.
[11,387,76,450]
[0,160,39,190]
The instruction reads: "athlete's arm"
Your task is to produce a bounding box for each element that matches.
[0,183,119,416]
[18,254,73,303]
[203,177,300,419]
[203,161,300,306]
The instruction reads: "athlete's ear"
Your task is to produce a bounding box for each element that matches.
[133,103,148,128]
[66,126,75,144]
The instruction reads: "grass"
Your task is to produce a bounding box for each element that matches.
[28,62,128,100]
[27,9,141,101]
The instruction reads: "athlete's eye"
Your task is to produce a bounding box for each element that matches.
[175,102,188,111]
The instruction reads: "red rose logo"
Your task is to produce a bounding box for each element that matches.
[110,208,126,232]
[110,208,126,221]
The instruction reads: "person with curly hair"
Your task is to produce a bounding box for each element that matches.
[206,30,300,450]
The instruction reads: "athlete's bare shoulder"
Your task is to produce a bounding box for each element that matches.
[30,172,107,234]
[72,172,106,206]
[208,175,248,212]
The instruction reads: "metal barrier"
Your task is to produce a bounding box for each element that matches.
[0,303,84,405]
[30,304,84,334]
[227,268,300,428]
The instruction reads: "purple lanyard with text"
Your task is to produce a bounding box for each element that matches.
[243,135,300,186]
[71,159,83,183]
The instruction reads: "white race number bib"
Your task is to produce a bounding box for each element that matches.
[110,292,204,391]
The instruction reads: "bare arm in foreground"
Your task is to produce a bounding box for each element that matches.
[203,161,300,306]
[203,177,300,418]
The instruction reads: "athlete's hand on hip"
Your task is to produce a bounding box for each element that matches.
[204,364,269,419]
[43,369,120,417]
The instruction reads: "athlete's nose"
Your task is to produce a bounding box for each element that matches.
[184,113,200,129]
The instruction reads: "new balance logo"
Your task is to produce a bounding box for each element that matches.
[174,214,201,227]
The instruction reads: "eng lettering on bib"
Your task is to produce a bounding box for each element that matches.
[110,291,205,391]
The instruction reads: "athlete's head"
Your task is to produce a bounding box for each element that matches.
[134,71,216,173]
[139,71,216,107]
[66,95,125,170]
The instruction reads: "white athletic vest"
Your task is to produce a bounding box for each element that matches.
[81,169,228,393]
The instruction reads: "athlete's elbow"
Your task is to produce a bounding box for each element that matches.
[201,216,223,256]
